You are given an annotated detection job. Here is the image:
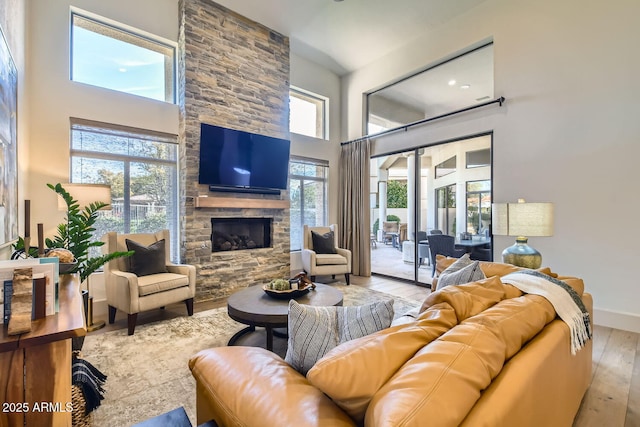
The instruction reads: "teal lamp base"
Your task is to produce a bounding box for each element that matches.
[501,237,542,269]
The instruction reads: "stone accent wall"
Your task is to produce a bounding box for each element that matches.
[178,0,291,301]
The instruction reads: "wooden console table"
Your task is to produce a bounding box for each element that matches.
[0,274,86,427]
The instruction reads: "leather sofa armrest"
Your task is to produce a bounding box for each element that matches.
[189,347,355,427]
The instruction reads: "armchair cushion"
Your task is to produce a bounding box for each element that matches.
[137,273,190,296]
[316,254,348,266]
[311,231,337,254]
[126,238,168,276]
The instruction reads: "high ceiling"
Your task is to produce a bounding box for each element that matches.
[212,0,488,75]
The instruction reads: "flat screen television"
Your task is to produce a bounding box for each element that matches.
[198,123,290,194]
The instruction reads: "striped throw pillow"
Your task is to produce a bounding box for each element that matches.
[285,299,394,375]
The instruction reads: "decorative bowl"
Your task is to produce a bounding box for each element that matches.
[262,283,314,300]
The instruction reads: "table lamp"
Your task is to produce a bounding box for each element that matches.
[491,199,554,268]
[58,183,111,331]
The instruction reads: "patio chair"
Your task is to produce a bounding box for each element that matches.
[426,234,466,276]
[381,221,399,245]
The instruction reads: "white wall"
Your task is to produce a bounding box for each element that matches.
[289,53,341,271]
[0,0,27,259]
[26,0,180,241]
[342,0,640,332]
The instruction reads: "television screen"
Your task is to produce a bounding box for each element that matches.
[198,123,290,192]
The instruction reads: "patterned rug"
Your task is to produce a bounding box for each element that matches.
[81,284,421,426]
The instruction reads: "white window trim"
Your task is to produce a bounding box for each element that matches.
[69,6,178,104]
[290,86,329,140]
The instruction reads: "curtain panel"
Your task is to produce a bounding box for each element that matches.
[338,139,371,276]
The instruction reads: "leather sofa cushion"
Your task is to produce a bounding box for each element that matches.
[366,291,557,427]
[137,272,189,296]
[307,276,505,423]
[189,347,355,427]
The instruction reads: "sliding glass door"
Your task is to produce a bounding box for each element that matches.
[370,134,493,288]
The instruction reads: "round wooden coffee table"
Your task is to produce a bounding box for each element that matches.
[227,283,343,351]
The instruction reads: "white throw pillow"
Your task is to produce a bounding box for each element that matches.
[285,299,394,375]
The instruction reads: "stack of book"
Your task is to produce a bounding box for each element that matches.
[0,258,60,329]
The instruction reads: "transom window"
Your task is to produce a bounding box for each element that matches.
[289,158,329,251]
[70,119,179,261]
[289,87,328,139]
[71,10,176,103]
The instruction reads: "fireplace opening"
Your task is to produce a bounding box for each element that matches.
[211,218,272,252]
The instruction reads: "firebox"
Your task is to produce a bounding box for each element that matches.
[211,218,272,252]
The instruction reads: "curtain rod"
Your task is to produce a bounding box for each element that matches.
[341,96,506,146]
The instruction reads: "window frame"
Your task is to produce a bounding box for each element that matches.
[289,86,329,140]
[70,7,177,104]
[69,118,180,261]
[465,180,491,234]
[289,157,329,252]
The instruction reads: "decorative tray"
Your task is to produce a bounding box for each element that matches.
[262,285,313,300]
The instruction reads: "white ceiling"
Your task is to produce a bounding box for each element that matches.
[212,0,488,75]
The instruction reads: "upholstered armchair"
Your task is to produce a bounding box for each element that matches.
[102,229,196,335]
[301,224,351,285]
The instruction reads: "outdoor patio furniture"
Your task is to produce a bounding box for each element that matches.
[382,221,399,245]
[426,234,466,276]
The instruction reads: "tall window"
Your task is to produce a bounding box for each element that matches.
[436,184,456,235]
[70,119,179,261]
[466,180,491,234]
[289,158,329,251]
[71,10,176,103]
[289,87,328,139]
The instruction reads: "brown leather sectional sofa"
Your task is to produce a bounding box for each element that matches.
[189,261,592,426]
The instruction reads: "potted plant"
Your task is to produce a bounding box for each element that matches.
[13,183,132,283]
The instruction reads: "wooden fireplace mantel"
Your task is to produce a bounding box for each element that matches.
[195,196,290,209]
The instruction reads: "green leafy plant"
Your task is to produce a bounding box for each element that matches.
[44,183,133,283]
[12,183,133,283]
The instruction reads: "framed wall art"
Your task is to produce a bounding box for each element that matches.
[0,24,18,247]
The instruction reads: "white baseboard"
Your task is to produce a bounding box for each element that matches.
[593,308,640,333]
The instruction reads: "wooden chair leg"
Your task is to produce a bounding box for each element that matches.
[345,273,350,285]
[185,298,194,316]
[108,305,116,324]
[127,313,138,336]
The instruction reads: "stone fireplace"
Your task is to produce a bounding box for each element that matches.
[211,217,272,252]
[179,0,291,301]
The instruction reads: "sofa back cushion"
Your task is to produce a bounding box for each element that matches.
[307,276,505,423]
[366,291,557,426]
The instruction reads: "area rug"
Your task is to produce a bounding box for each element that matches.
[81,284,421,426]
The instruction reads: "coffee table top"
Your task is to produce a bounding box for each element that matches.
[227,283,343,328]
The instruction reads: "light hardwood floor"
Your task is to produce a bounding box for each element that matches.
[94,274,639,426]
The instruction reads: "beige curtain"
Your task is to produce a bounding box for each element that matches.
[338,138,371,277]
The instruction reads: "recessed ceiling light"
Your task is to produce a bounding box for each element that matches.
[460,84,471,89]
[448,79,456,86]
[118,68,127,72]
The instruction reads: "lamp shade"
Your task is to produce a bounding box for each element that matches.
[492,200,554,237]
[57,183,112,211]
